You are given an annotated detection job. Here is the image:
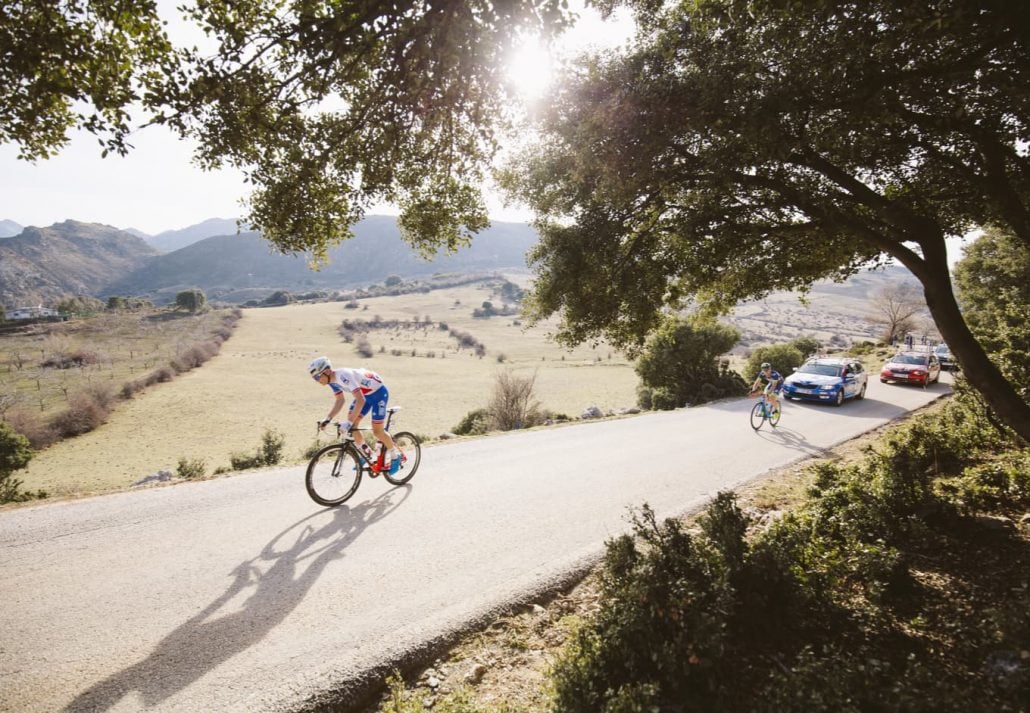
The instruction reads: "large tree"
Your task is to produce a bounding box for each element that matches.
[1,0,570,260]
[504,0,1030,439]
[954,226,1030,402]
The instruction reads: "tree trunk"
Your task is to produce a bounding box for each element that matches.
[919,269,1030,442]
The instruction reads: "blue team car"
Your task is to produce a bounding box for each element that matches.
[782,356,869,407]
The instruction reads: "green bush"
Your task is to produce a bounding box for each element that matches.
[635,316,746,408]
[229,429,287,471]
[259,428,286,465]
[0,422,35,503]
[789,336,821,360]
[176,457,207,480]
[938,448,1030,513]
[743,344,804,384]
[549,389,1027,712]
[551,504,737,712]
[453,408,490,436]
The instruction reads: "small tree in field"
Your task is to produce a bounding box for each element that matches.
[489,370,541,431]
[175,289,207,313]
[0,422,34,503]
[867,283,927,345]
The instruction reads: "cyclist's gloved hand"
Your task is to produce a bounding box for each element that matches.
[318,418,332,430]
[342,422,355,439]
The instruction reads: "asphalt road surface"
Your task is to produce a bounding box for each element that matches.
[0,376,951,712]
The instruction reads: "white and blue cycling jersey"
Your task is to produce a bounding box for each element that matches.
[327,367,389,423]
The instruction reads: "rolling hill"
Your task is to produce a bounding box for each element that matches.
[103,215,539,302]
[0,221,159,307]
[0,219,23,238]
[146,217,241,253]
[0,216,538,307]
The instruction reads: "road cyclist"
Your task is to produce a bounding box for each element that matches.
[308,356,405,475]
[750,361,784,419]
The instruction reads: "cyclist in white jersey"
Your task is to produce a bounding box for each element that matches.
[308,356,401,472]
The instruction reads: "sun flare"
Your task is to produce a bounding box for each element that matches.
[506,36,555,99]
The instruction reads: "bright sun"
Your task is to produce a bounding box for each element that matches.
[506,36,555,100]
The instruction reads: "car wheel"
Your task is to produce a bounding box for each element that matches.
[833,389,844,407]
[856,382,867,400]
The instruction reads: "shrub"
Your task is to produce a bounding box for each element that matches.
[41,350,100,369]
[488,370,541,430]
[230,428,287,471]
[172,340,219,372]
[0,422,35,503]
[146,366,176,385]
[744,343,805,382]
[4,410,57,449]
[120,379,146,399]
[230,452,264,470]
[790,336,821,360]
[453,408,490,436]
[49,385,115,438]
[937,448,1030,513]
[635,316,745,407]
[551,504,736,712]
[259,429,286,465]
[355,336,374,358]
[176,457,207,480]
[301,441,324,460]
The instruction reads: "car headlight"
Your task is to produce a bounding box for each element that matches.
[819,384,837,391]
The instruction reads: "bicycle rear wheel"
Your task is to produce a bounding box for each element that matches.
[383,431,421,485]
[769,404,781,427]
[750,402,767,430]
[306,443,362,506]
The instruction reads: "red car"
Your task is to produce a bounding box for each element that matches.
[880,351,941,386]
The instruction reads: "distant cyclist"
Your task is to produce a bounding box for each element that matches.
[308,356,403,473]
[751,362,784,414]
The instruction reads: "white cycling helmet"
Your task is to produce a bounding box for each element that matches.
[308,356,331,378]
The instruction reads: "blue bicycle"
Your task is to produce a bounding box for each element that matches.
[749,391,781,430]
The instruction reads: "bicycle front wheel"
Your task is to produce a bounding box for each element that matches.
[306,444,362,506]
[750,402,766,430]
[383,431,422,485]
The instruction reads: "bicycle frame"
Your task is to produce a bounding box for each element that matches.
[749,391,780,430]
[327,407,402,475]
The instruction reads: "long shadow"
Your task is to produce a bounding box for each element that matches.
[751,424,830,458]
[65,487,411,712]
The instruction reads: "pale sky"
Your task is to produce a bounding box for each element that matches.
[0,3,633,236]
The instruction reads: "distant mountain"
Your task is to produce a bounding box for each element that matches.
[0,219,23,238]
[104,215,539,303]
[0,221,159,307]
[122,227,151,240]
[147,217,240,253]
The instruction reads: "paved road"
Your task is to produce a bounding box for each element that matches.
[0,377,951,712]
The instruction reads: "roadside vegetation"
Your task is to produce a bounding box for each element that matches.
[0,301,241,501]
[373,386,1029,712]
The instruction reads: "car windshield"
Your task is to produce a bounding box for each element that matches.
[797,363,841,377]
[892,354,927,365]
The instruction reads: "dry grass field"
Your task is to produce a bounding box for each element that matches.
[11,281,640,499]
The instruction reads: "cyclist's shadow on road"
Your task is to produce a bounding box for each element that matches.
[64,487,411,712]
[752,424,829,458]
